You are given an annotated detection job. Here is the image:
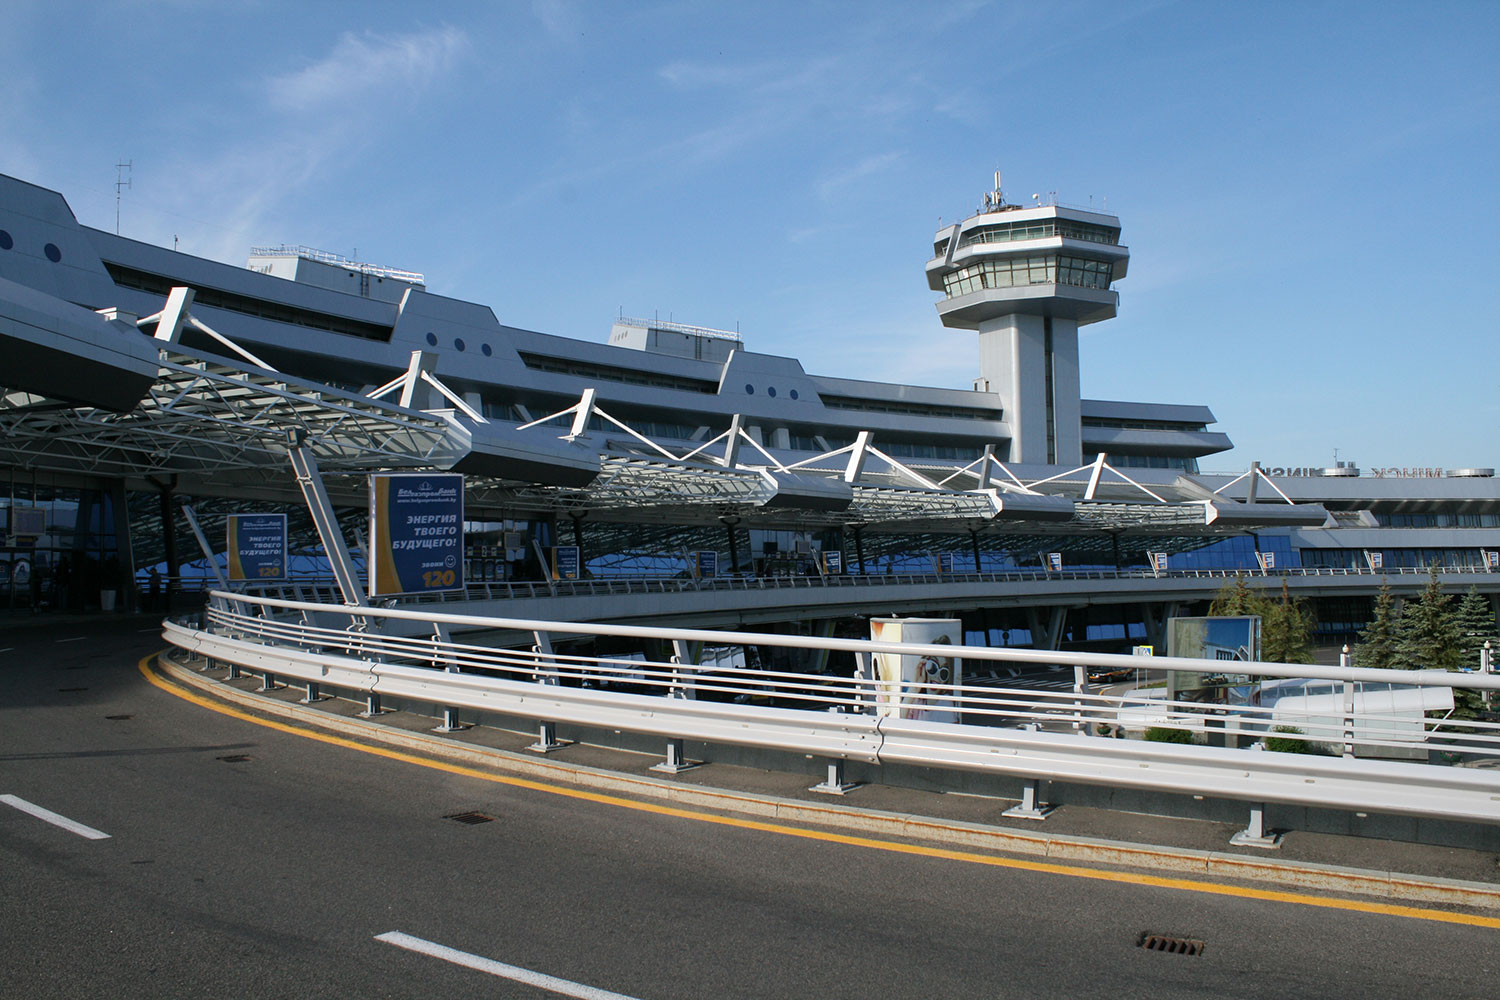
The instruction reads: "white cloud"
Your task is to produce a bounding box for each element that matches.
[531,0,581,40]
[267,26,469,113]
[817,152,903,200]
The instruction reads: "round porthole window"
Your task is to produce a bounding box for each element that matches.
[766,386,777,398]
[455,338,466,352]
[0,230,12,250]
[481,343,492,357]
[789,389,799,400]
[744,384,755,395]
[44,242,61,262]
[426,332,438,346]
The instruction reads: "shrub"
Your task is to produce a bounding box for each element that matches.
[1265,725,1322,754]
[1144,725,1193,744]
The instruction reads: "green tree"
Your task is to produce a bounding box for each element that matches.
[1452,586,1498,668]
[1208,576,1314,664]
[1446,586,1496,720]
[1209,575,1260,618]
[1353,584,1401,670]
[1260,580,1314,664]
[1395,566,1463,672]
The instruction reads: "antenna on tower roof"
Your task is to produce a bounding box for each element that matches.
[114,160,132,235]
[985,169,1005,211]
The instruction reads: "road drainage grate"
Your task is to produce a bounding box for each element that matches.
[105,714,134,720]
[1139,933,1205,956]
[216,754,253,763]
[444,811,496,825]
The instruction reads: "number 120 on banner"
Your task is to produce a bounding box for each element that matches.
[368,473,465,597]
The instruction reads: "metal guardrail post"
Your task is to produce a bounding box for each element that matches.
[1002,778,1055,820]
[432,621,469,733]
[1340,645,1356,758]
[1072,665,1087,734]
[853,651,874,715]
[652,738,699,775]
[810,760,857,795]
[1231,802,1281,848]
[652,639,703,773]
[1002,724,1055,819]
[259,670,280,693]
[810,708,859,794]
[527,630,567,753]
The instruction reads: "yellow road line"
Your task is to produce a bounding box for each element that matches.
[138,653,1500,930]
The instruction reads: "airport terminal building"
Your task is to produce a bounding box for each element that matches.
[2,170,1498,645]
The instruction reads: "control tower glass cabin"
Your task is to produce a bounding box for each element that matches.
[927,180,1129,465]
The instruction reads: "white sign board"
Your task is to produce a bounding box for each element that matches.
[869,618,962,724]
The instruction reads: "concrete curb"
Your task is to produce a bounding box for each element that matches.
[155,651,1500,912]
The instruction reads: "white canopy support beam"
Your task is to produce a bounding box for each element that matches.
[139,286,278,372]
[287,435,368,609]
[1084,452,1107,500]
[181,504,230,591]
[844,431,873,484]
[567,387,597,441]
[864,444,943,491]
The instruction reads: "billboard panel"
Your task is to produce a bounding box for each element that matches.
[695,550,718,579]
[1166,615,1261,704]
[552,545,581,581]
[369,473,465,597]
[226,514,287,581]
[869,617,962,723]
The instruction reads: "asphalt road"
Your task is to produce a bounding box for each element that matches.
[3,618,1499,999]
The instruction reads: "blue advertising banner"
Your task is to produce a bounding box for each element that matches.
[552,545,581,581]
[821,549,842,575]
[695,550,718,579]
[227,514,287,581]
[369,473,465,597]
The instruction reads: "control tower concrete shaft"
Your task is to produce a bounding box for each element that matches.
[927,178,1129,465]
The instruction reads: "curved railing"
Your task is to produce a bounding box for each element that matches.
[161,591,1500,831]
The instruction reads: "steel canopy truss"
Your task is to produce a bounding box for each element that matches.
[0,350,467,488]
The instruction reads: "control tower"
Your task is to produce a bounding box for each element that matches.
[927,174,1129,465]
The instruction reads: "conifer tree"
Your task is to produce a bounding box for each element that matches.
[1452,586,1498,669]
[1448,586,1496,719]
[1353,584,1401,671]
[1394,566,1462,672]
[1260,580,1315,664]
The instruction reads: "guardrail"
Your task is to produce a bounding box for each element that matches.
[162,590,1500,839]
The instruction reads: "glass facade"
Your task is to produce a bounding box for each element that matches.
[0,481,122,612]
[1108,453,1200,472]
[1380,513,1500,528]
[942,255,1114,298]
[958,219,1120,247]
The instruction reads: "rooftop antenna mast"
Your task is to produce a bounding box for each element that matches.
[114,160,132,235]
[985,169,1004,211]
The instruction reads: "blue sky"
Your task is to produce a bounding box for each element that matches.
[3,1,1498,472]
